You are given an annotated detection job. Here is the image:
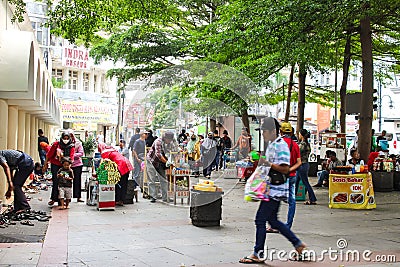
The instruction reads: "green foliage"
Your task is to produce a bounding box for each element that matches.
[51,77,66,89]
[7,0,26,23]
[78,135,97,156]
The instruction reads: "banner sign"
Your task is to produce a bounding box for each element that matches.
[329,173,376,210]
[61,100,117,127]
[62,46,90,69]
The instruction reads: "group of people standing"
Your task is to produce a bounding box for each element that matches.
[42,130,86,208]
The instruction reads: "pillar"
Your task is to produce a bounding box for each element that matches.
[17,110,26,151]
[25,114,31,157]
[7,106,18,150]
[30,116,37,162]
[0,100,8,203]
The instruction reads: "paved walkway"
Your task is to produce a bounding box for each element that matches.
[0,173,400,266]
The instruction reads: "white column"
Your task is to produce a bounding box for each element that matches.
[63,68,69,89]
[89,71,95,93]
[17,110,26,151]
[78,70,84,91]
[0,100,8,204]
[25,114,31,156]
[30,116,38,161]
[7,106,18,150]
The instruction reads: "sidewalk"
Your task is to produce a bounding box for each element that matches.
[0,173,399,266]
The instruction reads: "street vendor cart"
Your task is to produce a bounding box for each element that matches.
[95,159,121,211]
[329,167,376,209]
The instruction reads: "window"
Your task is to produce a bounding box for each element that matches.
[68,71,78,90]
[52,69,64,88]
[83,73,89,91]
[93,75,97,92]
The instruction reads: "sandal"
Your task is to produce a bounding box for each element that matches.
[239,256,264,264]
[48,200,55,206]
[20,220,34,226]
[266,227,279,233]
[304,201,317,205]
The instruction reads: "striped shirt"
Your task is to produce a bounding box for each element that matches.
[0,150,23,168]
[265,136,290,201]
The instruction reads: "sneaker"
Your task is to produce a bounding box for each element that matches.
[150,198,156,203]
[313,184,322,187]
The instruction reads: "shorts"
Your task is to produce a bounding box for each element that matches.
[58,187,72,199]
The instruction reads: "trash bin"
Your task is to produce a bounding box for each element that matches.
[372,171,393,192]
[296,180,306,201]
[124,179,138,204]
[190,190,223,227]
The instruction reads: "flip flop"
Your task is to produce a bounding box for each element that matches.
[304,201,317,205]
[266,227,279,233]
[20,220,34,226]
[239,256,265,264]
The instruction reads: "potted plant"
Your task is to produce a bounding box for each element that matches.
[79,135,97,167]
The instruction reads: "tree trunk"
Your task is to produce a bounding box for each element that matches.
[339,34,352,133]
[296,63,306,135]
[358,15,374,161]
[241,109,250,134]
[284,65,295,122]
[210,118,216,133]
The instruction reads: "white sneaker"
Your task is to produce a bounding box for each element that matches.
[134,186,141,192]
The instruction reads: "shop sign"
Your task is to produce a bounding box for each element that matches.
[61,100,117,126]
[62,46,90,69]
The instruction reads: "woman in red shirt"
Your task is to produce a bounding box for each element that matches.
[43,132,75,206]
[98,143,133,206]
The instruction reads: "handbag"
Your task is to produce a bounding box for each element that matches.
[268,168,287,185]
[244,166,271,201]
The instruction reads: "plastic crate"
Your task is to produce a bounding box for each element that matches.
[296,180,306,201]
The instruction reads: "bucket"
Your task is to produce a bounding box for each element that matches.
[379,140,389,151]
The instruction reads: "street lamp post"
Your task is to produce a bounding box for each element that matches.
[378,94,394,132]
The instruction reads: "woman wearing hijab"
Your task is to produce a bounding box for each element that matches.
[43,132,75,206]
[69,131,85,202]
[98,143,133,206]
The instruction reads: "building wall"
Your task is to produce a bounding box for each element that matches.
[0,2,61,204]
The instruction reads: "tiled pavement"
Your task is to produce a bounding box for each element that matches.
[0,173,399,267]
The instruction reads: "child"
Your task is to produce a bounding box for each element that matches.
[57,157,74,209]
[33,162,43,179]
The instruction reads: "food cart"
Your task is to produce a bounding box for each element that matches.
[95,159,121,211]
[319,133,347,163]
[329,167,376,209]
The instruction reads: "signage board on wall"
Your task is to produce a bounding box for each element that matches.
[61,100,117,130]
[62,46,90,69]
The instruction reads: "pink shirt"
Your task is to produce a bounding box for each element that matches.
[72,141,84,167]
[101,150,133,176]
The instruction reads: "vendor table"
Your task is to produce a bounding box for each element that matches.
[329,173,376,209]
[168,168,192,205]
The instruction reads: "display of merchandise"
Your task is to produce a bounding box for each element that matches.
[96,159,121,185]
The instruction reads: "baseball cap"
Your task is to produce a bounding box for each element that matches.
[280,122,292,133]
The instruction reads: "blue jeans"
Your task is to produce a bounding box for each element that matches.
[317,170,329,185]
[254,199,302,258]
[286,175,296,229]
[296,163,317,202]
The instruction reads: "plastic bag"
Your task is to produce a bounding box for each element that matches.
[244,165,271,202]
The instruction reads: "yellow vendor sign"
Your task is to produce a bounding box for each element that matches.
[329,173,376,209]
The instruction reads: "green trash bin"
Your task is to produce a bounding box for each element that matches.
[296,180,306,201]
